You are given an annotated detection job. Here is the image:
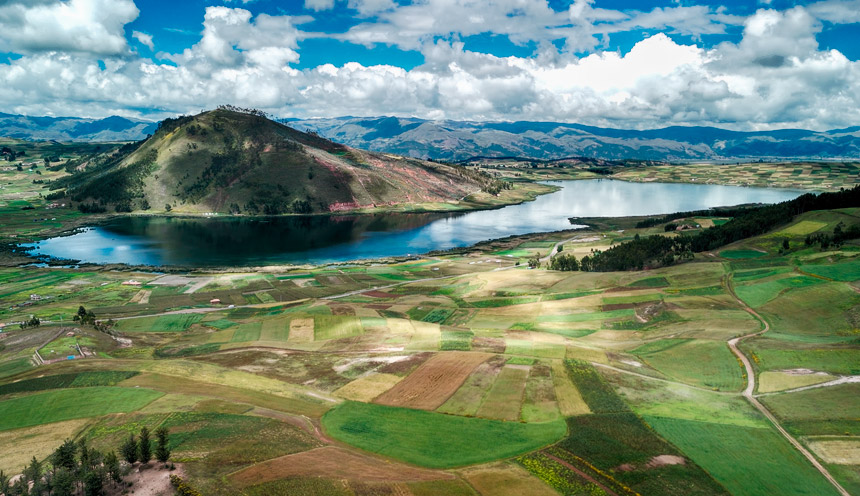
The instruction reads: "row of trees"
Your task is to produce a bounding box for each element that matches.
[0,427,170,496]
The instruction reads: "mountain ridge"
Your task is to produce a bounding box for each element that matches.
[288,116,860,161]
[53,109,495,215]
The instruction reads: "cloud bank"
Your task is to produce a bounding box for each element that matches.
[0,0,857,131]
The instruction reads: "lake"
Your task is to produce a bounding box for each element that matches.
[25,179,804,267]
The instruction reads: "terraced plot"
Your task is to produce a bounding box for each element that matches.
[375,351,492,410]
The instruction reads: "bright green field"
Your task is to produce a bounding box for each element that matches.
[321,401,566,468]
[720,249,766,259]
[799,260,860,281]
[636,339,744,391]
[0,357,34,379]
[117,314,204,333]
[0,387,163,431]
[646,417,841,496]
[734,275,824,308]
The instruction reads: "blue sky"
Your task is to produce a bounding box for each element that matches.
[0,0,858,130]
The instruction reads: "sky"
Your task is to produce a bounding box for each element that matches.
[0,0,858,131]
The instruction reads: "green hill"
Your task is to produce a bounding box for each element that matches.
[54,108,495,215]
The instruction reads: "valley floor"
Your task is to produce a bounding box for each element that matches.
[1,207,858,496]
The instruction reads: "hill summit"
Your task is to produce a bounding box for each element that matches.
[56,108,494,215]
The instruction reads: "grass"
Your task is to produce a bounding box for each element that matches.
[627,276,669,288]
[646,417,841,496]
[734,275,825,308]
[799,259,860,281]
[720,249,766,259]
[476,365,530,421]
[313,316,363,341]
[321,401,566,468]
[118,314,204,333]
[0,357,33,379]
[0,371,138,395]
[231,322,262,342]
[761,383,860,426]
[0,387,163,431]
[635,339,745,391]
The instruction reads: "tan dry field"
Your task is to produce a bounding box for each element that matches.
[334,372,403,402]
[460,462,559,496]
[806,439,860,464]
[0,419,91,473]
[288,318,315,342]
[758,370,837,393]
[229,446,451,487]
[374,351,492,410]
[551,360,590,416]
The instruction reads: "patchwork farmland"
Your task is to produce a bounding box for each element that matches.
[0,201,858,495]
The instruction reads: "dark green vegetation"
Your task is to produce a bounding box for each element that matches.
[322,401,567,468]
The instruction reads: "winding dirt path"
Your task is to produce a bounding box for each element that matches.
[725,274,850,496]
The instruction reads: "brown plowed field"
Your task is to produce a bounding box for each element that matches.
[374,351,492,410]
[229,446,450,487]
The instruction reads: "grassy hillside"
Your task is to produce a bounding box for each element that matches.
[55,108,497,215]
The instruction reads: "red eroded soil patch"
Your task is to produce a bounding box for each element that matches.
[374,351,492,410]
[229,446,451,487]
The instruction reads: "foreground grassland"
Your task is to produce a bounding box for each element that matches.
[0,174,858,494]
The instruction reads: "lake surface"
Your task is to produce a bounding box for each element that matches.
[25,179,804,267]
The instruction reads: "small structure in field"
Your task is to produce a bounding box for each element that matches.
[210,298,222,305]
[122,280,143,287]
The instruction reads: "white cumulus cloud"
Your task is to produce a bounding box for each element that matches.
[0,0,138,55]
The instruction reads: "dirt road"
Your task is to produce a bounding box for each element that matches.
[725,275,850,496]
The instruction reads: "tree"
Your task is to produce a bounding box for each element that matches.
[120,435,137,464]
[138,427,152,464]
[53,439,77,471]
[51,468,76,496]
[528,252,541,269]
[0,470,10,495]
[155,427,171,463]
[104,451,122,485]
[23,456,42,483]
[782,238,790,251]
[83,470,104,496]
[165,204,172,212]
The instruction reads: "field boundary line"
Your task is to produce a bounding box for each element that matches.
[725,274,850,496]
[591,362,737,395]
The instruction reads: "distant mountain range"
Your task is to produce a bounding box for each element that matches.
[2,111,859,161]
[289,116,860,161]
[0,112,156,142]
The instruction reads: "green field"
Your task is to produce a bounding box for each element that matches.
[0,387,163,431]
[646,417,840,496]
[322,401,566,468]
[799,260,860,281]
[720,249,767,259]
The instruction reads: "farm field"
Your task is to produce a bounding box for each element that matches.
[0,189,858,494]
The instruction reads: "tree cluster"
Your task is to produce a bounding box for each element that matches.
[73,306,96,326]
[548,253,579,271]
[805,222,860,249]
[19,316,41,330]
[0,438,121,496]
